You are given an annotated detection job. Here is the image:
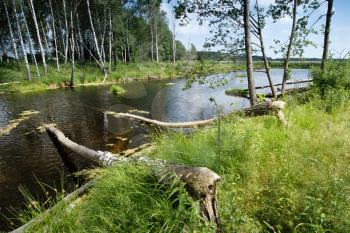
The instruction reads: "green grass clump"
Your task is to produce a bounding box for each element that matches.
[22,164,212,233]
[110,85,126,96]
[152,99,350,232]
[225,88,249,97]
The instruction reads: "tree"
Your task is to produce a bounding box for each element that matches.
[269,0,322,93]
[250,0,276,99]
[243,0,257,106]
[86,0,107,78]
[4,0,19,68]
[28,0,48,75]
[175,0,258,106]
[12,0,31,80]
[20,0,40,78]
[49,0,60,71]
[321,0,334,71]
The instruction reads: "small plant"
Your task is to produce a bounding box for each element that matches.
[110,85,126,96]
[225,88,249,97]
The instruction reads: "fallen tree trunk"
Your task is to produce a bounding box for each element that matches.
[45,126,221,230]
[106,111,217,128]
[107,100,287,128]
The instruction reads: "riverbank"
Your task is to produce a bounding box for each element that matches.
[0,61,245,94]
[15,91,350,232]
[0,61,318,94]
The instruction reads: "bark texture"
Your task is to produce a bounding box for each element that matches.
[243,0,257,106]
[321,0,333,71]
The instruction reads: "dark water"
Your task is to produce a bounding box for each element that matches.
[0,69,309,231]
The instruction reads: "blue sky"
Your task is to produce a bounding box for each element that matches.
[162,0,350,58]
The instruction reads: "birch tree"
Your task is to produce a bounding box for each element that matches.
[63,0,69,64]
[243,0,257,106]
[49,0,60,71]
[12,0,31,80]
[20,0,40,78]
[4,0,19,68]
[321,0,334,71]
[250,0,276,99]
[86,0,107,78]
[28,0,48,75]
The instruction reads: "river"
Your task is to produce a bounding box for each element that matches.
[0,69,309,230]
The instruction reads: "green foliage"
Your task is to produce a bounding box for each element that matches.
[110,85,126,96]
[225,88,248,97]
[311,61,350,111]
[24,164,213,233]
[152,99,350,232]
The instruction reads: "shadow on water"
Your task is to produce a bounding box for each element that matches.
[0,69,309,231]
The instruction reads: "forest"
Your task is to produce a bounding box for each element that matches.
[1,0,350,232]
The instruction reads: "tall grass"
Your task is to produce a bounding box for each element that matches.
[22,164,214,233]
[152,98,350,232]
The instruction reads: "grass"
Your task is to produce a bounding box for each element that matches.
[20,165,212,233]
[225,88,249,97]
[152,96,350,232]
[16,93,350,233]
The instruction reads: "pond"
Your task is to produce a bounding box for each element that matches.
[0,69,309,230]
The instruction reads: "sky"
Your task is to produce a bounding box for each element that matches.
[162,0,350,59]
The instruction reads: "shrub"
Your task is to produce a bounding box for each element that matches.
[110,85,126,96]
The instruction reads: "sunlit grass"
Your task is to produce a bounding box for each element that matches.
[152,98,350,232]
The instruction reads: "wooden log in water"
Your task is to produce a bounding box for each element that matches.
[108,100,287,128]
[45,126,221,229]
[106,111,218,128]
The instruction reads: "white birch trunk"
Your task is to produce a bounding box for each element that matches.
[28,0,48,75]
[12,0,31,80]
[86,0,106,74]
[70,9,75,87]
[20,1,40,78]
[63,0,69,64]
[4,0,19,68]
[49,0,60,71]
[243,0,257,106]
[108,9,112,73]
[76,14,85,62]
[154,17,159,63]
[150,20,154,62]
[172,11,176,64]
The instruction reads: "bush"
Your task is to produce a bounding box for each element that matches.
[310,61,350,111]
[311,61,350,97]
[110,85,126,96]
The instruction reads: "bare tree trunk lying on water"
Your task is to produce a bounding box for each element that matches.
[107,100,287,128]
[45,126,221,230]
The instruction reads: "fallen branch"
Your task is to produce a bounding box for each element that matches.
[107,100,287,128]
[0,81,20,86]
[45,126,221,230]
[106,111,218,128]
[11,181,94,233]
